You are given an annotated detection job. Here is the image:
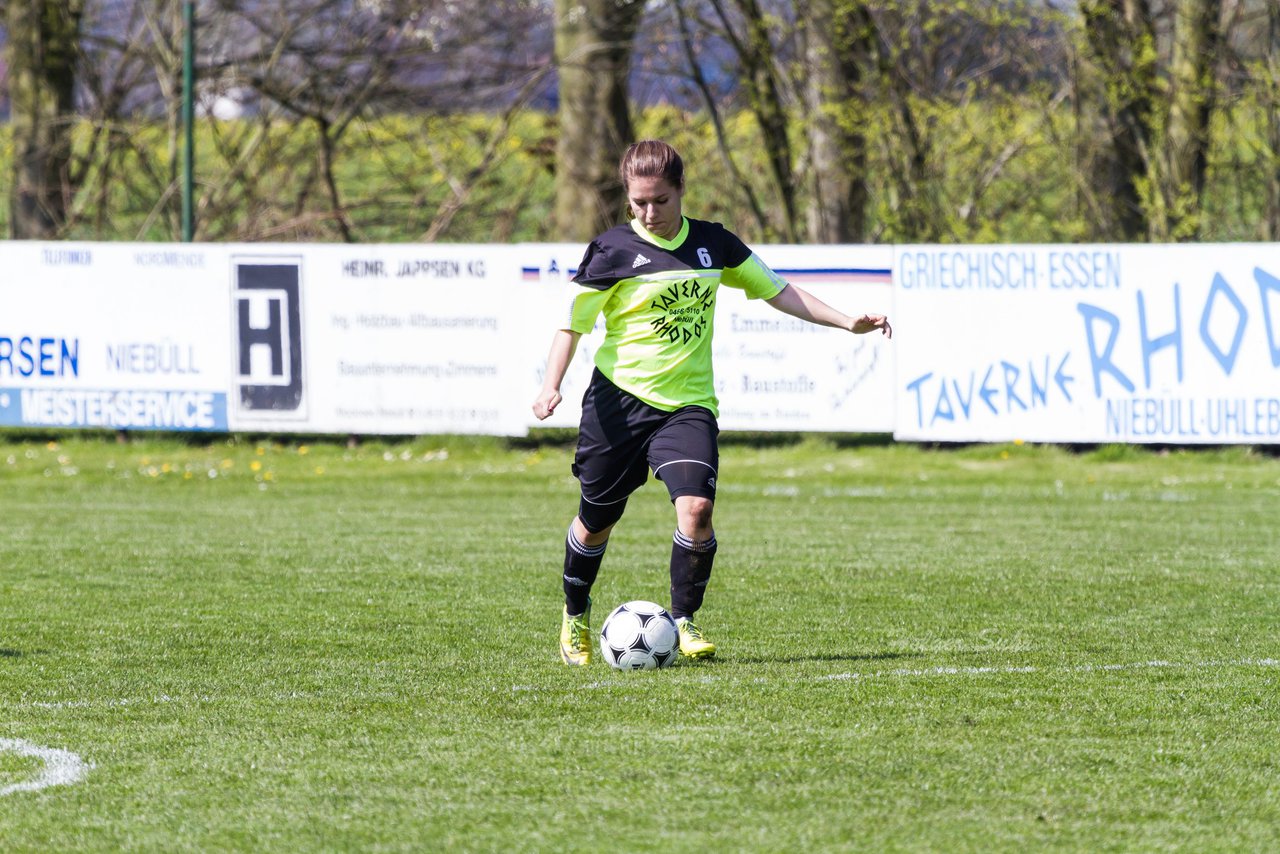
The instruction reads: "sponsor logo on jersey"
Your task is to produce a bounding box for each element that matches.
[632,253,651,268]
[648,279,715,344]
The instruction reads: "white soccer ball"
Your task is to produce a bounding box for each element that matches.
[599,601,679,671]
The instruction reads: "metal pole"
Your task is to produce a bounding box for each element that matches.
[181,1,196,242]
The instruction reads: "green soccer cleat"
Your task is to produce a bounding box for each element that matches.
[676,617,716,660]
[560,601,592,666]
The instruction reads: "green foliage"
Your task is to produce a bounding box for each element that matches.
[1,436,1279,849]
[326,113,559,243]
[2,94,1276,243]
[4,113,560,243]
[0,126,10,236]
[1201,88,1279,241]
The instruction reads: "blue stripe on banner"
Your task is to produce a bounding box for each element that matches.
[775,268,893,284]
[776,268,891,276]
[523,266,580,281]
[0,387,229,432]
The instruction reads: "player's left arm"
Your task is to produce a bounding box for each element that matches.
[766,283,892,338]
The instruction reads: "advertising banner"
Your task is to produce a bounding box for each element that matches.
[714,244,895,432]
[4,240,1274,443]
[0,242,525,437]
[516,243,603,430]
[0,243,230,432]
[516,243,897,432]
[893,244,1280,443]
[235,244,525,436]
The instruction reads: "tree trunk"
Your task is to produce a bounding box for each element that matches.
[1163,0,1221,240]
[1268,2,1280,240]
[801,0,870,243]
[673,0,770,237]
[553,0,646,241]
[1081,0,1159,241]
[6,0,85,239]
[869,9,935,241]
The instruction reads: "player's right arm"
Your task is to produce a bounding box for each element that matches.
[766,284,892,338]
[532,328,581,420]
[534,236,617,420]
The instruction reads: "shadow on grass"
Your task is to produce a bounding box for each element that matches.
[0,649,25,658]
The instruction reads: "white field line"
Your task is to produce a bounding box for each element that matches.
[1,691,336,721]
[10,691,320,711]
[24,694,204,710]
[541,656,1280,692]
[819,656,1280,682]
[0,739,93,796]
[6,659,1277,705]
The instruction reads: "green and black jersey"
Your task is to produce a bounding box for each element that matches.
[567,217,787,416]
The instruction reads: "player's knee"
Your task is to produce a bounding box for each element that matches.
[578,495,627,534]
[676,495,714,533]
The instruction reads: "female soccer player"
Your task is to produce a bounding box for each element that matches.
[533,140,892,666]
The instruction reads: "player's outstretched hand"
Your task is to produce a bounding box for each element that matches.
[532,389,562,421]
[851,314,892,338]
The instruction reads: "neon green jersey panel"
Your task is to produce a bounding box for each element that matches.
[566,217,786,415]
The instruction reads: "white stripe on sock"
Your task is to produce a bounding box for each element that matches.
[567,525,607,557]
[673,530,716,552]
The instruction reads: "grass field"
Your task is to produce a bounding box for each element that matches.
[1,434,1278,851]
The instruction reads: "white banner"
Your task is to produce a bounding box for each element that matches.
[714,245,895,432]
[516,243,595,430]
[231,244,525,436]
[516,243,897,432]
[4,240,1275,443]
[0,242,526,436]
[0,243,230,431]
[893,244,1280,443]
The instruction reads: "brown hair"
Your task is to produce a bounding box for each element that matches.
[619,140,684,192]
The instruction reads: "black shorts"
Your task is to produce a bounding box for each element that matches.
[573,369,719,507]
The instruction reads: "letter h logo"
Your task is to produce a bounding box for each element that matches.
[233,259,305,415]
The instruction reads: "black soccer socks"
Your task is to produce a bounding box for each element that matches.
[563,522,607,615]
[669,529,717,619]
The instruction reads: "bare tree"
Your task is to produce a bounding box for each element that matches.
[203,0,553,242]
[69,2,195,239]
[35,0,553,242]
[1080,0,1160,240]
[553,0,647,241]
[1081,0,1225,241]
[857,1,1072,242]
[671,0,771,237]
[662,0,802,242]
[1163,0,1223,239]
[1268,0,1280,240]
[663,0,1074,244]
[712,0,798,241]
[799,0,871,243]
[6,0,85,238]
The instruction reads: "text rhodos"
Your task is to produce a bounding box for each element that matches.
[1078,268,1280,396]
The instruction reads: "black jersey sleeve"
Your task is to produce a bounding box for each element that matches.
[717,224,754,269]
[571,236,623,291]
